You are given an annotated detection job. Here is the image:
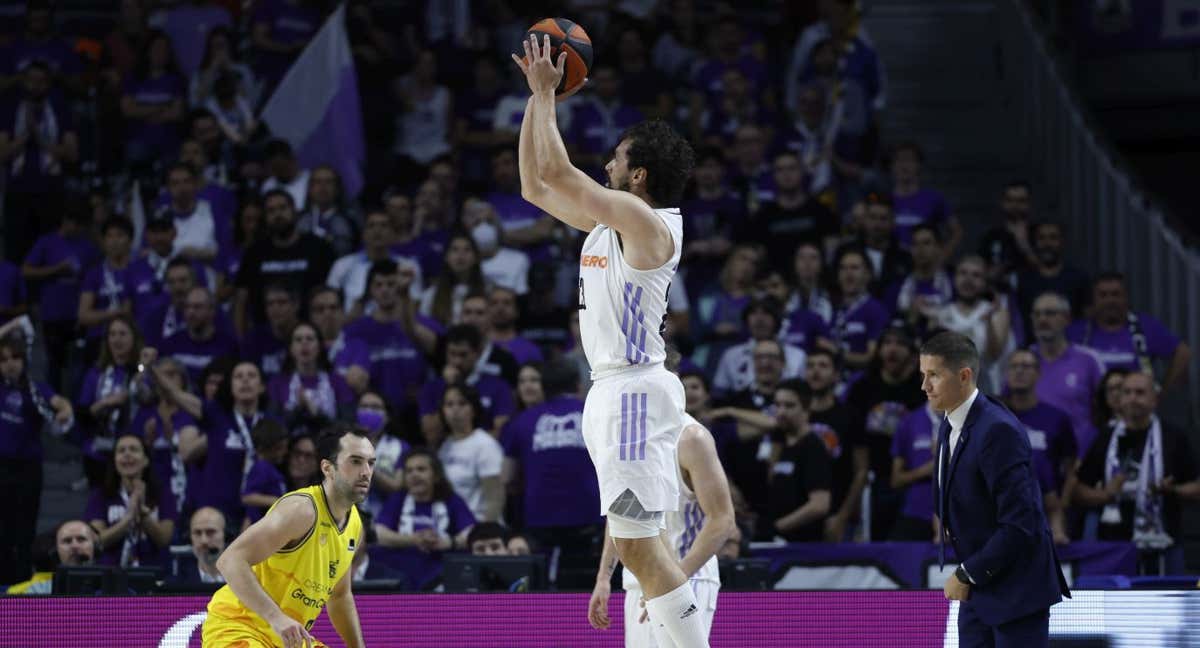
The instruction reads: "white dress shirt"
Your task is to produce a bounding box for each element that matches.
[940,387,980,488]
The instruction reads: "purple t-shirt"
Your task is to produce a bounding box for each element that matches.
[0,260,26,324]
[24,232,100,323]
[892,189,950,248]
[695,290,751,342]
[485,191,552,262]
[692,55,769,101]
[780,308,831,352]
[251,0,321,85]
[240,326,288,379]
[681,193,742,242]
[890,406,937,521]
[265,371,356,417]
[79,261,138,338]
[242,458,287,524]
[77,366,134,460]
[327,332,370,375]
[129,406,199,517]
[392,229,448,283]
[0,379,54,460]
[1011,401,1077,495]
[495,336,543,367]
[418,375,515,430]
[832,294,890,354]
[1033,344,1105,457]
[372,490,476,590]
[567,99,643,158]
[195,402,273,525]
[343,317,429,412]
[122,73,186,154]
[83,484,178,568]
[1065,315,1181,373]
[162,328,240,385]
[123,256,169,322]
[501,396,601,528]
[156,4,232,76]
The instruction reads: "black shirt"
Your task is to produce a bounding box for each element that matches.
[843,369,926,483]
[719,387,776,521]
[1077,421,1197,541]
[734,198,837,274]
[765,432,834,542]
[235,233,335,326]
[808,400,861,512]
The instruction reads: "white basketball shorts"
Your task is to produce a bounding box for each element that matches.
[623,579,720,648]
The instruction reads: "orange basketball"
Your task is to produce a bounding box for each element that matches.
[521,17,592,97]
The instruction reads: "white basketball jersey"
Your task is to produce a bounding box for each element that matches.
[623,413,721,589]
[578,207,683,378]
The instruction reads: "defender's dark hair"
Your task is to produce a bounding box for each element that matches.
[620,120,695,207]
[919,331,980,378]
[316,424,371,465]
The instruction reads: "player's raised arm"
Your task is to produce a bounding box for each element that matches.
[515,94,594,234]
[676,424,736,579]
[216,494,318,647]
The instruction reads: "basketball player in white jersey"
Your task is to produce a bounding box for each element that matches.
[587,407,735,647]
[512,35,705,646]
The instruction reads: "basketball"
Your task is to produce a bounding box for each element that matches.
[521,17,592,97]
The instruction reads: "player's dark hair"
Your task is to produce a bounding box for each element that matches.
[619,120,695,207]
[316,424,371,466]
[920,331,980,378]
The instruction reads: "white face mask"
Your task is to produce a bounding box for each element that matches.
[471,222,499,255]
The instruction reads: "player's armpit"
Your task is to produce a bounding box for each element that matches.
[225,494,318,567]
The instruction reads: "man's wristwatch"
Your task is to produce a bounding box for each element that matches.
[954,564,972,585]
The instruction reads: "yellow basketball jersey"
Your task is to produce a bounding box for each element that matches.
[206,484,363,635]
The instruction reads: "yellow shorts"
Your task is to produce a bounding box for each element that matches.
[201,615,328,648]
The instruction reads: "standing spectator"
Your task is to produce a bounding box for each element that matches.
[240,418,289,527]
[1016,221,1091,330]
[978,181,1039,290]
[419,325,516,441]
[120,30,186,170]
[513,364,545,413]
[189,24,258,107]
[234,189,335,333]
[463,198,530,296]
[487,286,543,367]
[680,147,741,295]
[924,255,1013,393]
[266,322,355,436]
[889,141,961,253]
[285,434,319,490]
[0,334,73,586]
[420,231,487,327]
[158,162,221,265]
[203,71,259,146]
[84,433,176,568]
[299,166,361,259]
[372,449,476,590]
[307,287,371,394]
[1093,369,1129,438]
[250,0,322,93]
[1066,273,1191,391]
[501,359,601,582]
[784,241,834,326]
[1004,350,1077,545]
[728,123,774,213]
[763,379,832,541]
[887,223,951,328]
[140,258,197,348]
[694,244,758,350]
[843,324,925,541]
[130,356,199,518]
[889,403,938,541]
[259,139,311,211]
[1,61,78,264]
[805,349,867,542]
[393,49,453,177]
[840,194,913,300]
[77,217,137,343]
[357,391,408,519]
[437,384,504,522]
[713,297,806,398]
[735,151,838,273]
[830,247,889,373]
[453,56,508,186]
[151,0,233,78]
[455,292,523,385]
[484,147,556,266]
[161,286,238,385]
[1030,292,1105,456]
[1073,372,1200,574]
[240,284,300,379]
[327,210,423,313]
[77,316,142,487]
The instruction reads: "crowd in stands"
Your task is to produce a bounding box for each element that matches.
[1,0,1197,594]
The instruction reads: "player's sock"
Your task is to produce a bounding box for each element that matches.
[645,581,709,648]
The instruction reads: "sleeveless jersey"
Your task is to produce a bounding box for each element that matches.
[578,207,683,378]
[623,413,721,589]
[207,484,363,634]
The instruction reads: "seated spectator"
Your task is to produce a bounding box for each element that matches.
[189,24,258,107]
[141,258,207,348]
[693,244,758,352]
[1016,221,1090,331]
[779,82,843,200]
[463,198,530,296]
[241,419,289,527]
[77,217,136,343]
[398,178,456,280]
[513,364,545,413]
[830,247,889,373]
[804,349,866,542]
[978,180,1039,291]
[120,30,186,169]
[734,151,837,273]
[453,56,509,187]
[1074,372,1200,574]
[680,146,741,296]
[1030,292,1105,456]
[437,384,505,522]
[696,67,773,147]
[128,213,182,322]
[1,61,79,265]
[419,325,516,441]
[889,403,938,541]
[155,163,224,267]
[266,321,355,436]
[84,433,176,568]
[1066,272,1191,391]
[487,286,543,367]
[131,356,198,517]
[77,315,142,486]
[1004,350,1076,544]
[307,287,370,393]
[887,223,951,330]
[161,286,238,385]
[6,520,96,594]
[285,433,320,491]
[889,141,961,253]
[358,391,408,519]
[840,193,913,300]
[713,297,807,398]
[175,136,238,246]
[456,292,520,385]
[468,522,511,556]
[691,15,769,105]
[392,49,453,176]
[204,70,259,147]
[781,242,834,344]
[1093,368,1130,437]
[501,359,601,578]
[174,506,227,585]
[613,26,672,120]
[258,139,311,212]
[299,166,361,259]
[727,123,774,212]
[518,265,574,355]
[240,284,301,379]
[328,210,423,314]
[420,231,488,327]
[372,448,476,590]
[922,255,1014,393]
[679,368,737,472]
[763,379,832,541]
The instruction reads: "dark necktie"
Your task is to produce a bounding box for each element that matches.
[937,418,951,567]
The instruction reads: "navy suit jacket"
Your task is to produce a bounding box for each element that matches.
[936,392,1070,626]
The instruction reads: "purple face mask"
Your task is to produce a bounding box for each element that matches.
[356,408,386,432]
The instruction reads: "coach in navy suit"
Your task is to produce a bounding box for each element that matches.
[920,332,1070,647]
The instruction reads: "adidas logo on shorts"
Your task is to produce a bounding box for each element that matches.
[680,604,698,620]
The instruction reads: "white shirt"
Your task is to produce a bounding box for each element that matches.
[326,251,423,309]
[261,169,311,212]
[437,428,503,521]
[946,387,980,467]
[479,247,530,295]
[712,339,806,394]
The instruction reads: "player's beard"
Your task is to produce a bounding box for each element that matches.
[608,173,630,192]
[335,475,369,504]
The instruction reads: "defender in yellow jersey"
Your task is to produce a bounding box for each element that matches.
[203,427,374,648]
